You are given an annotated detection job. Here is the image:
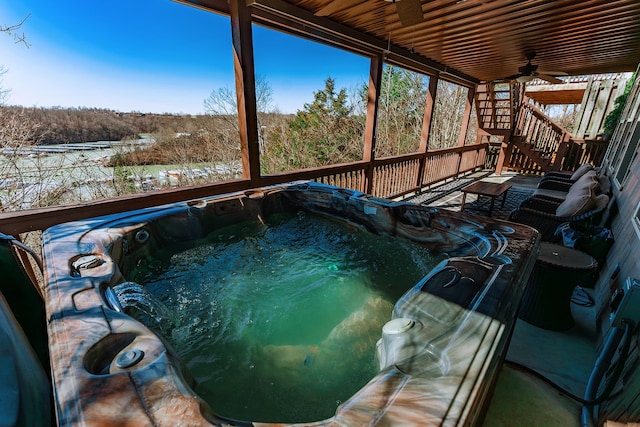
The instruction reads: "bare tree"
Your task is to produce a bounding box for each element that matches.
[430,80,469,149]
[373,66,430,157]
[204,75,277,122]
[1,17,66,211]
[1,15,31,47]
[0,67,9,105]
[204,75,278,155]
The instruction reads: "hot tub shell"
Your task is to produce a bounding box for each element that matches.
[42,182,539,426]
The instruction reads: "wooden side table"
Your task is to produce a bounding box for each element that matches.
[460,181,512,216]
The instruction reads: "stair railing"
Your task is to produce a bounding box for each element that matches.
[510,97,572,172]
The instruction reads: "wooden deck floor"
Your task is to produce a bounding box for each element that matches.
[403,170,541,221]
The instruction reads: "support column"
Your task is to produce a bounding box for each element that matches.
[495,133,515,175]
[230,0,261,186]
[495,83,521,175]
[457,84,476,147]
[363,54,383,194]
[420,73,439,152]
[415,73,439,189]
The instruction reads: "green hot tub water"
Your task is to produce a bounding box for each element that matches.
[126,211,446,423]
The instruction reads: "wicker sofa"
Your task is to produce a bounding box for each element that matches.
[508,196,610,241]
[532,165,612,203]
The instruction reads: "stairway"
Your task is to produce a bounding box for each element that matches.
[475,82,572,173]
[475,82,515,138]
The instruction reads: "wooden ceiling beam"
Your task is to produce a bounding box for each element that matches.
[525,83,588,105]
[173,0,230,15]
[381,0,587,40]
[418,29,639,79]
[180,0,640,85]
[365,0,531,34]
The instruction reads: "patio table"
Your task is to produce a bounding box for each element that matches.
[460,181,512,217]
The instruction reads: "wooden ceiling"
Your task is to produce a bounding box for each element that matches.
[186,0,640,85]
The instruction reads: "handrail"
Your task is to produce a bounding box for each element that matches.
[518,100,567,135]
[260,160,369,186]
[0,143,489,237]
[509,97,570,172]
[0,179,253,236]
[499,96,609,174]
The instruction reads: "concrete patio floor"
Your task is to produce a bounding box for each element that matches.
[404,170,599,426]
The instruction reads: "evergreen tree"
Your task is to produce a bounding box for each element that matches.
[262,77,364,173]
[372,65,430,157]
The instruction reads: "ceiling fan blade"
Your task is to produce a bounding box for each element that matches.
[501,74,523,81]
[316,0,361,17]
[537,74,565,84]
[396,0,424,26]
[538,70,569,76]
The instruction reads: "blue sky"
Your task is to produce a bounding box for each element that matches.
[0,0,370,114]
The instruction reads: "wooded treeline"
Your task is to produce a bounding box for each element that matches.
[0,106,195,145]
[3,70,475,178]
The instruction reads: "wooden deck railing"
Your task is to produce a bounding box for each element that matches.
[0,143,489,237]
[561,138,610,171]
[0,94,606,239]
[512,99,569,171]
[506,98,609,173]
[484,143,501,169]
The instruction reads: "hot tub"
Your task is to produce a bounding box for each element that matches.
[42,181,539,426]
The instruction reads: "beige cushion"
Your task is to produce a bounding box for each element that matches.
[570,171,599,196]
[556,189,597,217]
[570,163,593,181]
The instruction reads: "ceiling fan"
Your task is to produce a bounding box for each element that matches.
[502,52,567,84]
[316,0,424,27]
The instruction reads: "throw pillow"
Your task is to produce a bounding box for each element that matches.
[556,190,597,217]
[570,163,593,181]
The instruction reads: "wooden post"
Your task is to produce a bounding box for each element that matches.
[495,85,525,175]
[415,73,439,189]
[230,0,261,187]
[363,54,383,194]
[457,84,476,147]
[491,83,499,129]
[554,133,572,171]
[495,135,514,175]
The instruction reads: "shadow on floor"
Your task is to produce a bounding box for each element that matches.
[483,295,597,426]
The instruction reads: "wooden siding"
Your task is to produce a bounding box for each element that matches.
[596,72,640,425]
[574,76,631,139]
